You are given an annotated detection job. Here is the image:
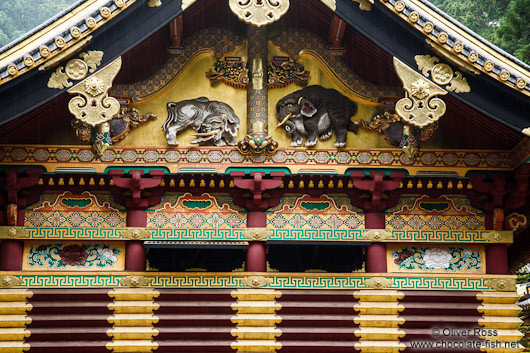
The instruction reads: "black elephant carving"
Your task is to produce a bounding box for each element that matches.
[276,85,359,148]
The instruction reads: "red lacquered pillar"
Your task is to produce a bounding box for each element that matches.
[125,210,147,271]
[365,212,387,273]
[0,205,24,271]
[246,211,267,272]
[486,208,508,274]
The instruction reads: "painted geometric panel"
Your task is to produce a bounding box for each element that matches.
[24,191,126,227]
[146,193,246,228]
[267,194,364,230]
[23,241,125,271]
[387,244,485,274]
[385,195,485,231]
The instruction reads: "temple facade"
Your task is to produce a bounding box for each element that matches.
[0,0,529,352]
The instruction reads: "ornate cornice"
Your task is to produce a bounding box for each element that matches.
[379,0,530,98]
[0,0,136,87]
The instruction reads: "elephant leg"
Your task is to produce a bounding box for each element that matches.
[305,131,318,147]
[319,127,333,141]
[291,133,303,147]
[166,126,180,146]
[224,136,237,146]
[334,128,347,148]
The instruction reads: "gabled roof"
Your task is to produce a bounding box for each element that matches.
[1,0,529,138]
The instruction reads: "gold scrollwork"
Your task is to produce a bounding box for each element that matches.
[119,276,152,288]
[481,231,512,243]
[362,229,391,242]
[485,278,516,292]
[241,228,273,241]
[394,57,447,128]
[229,0,290,27]
[47,50,103,89]
[67,57,121,126]
[121,228,151,240]
[0,275,23,288]
[241,276,273,288]
[268,61,309,88]
[364,277,393,289]
[207,60,249,88]
[415,55,470,93]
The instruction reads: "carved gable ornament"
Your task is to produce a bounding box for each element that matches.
[394,57,447,128]
[67,57,122,127]
[229,0,290,27]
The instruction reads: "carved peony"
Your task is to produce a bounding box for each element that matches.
[59,244,88,266]
[97,247,118,263]
[394,250,414,264]
[422,248,452,269]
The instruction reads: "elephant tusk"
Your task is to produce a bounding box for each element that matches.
[192,129,220,136]
[298,96,303,105]
[276,112,292,128]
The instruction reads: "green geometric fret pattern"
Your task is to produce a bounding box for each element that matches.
[0,227,513,243]
[4,272,514,291]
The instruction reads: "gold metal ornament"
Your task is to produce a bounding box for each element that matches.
[148,0,162,7]
[119,276,152,288]
[320,0,336,10]
[0,275,23,288]
[481,231,512,243]
[364,277,393,289]
[47,50,103,89]
[485,278,516,292]
[229,0,290,27]
[241,228,273,241]
[182,0,197,10]
[1,226,29,238]
[121,228,151,240]
[415,55,470,93]
[362,229,391,242]
[394,57,447,128]
[251,55,264,90]
[241,276,273,288]
[67,57,121,127]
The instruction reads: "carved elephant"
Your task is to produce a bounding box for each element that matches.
[276,85,359,148]
[163,97,240,146]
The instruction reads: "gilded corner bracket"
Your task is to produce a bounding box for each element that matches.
[415,55,470,93]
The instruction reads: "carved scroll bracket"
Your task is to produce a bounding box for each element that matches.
[229,0,290,27]
[67,57,121,127]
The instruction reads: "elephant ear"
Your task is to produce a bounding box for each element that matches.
[300,98,318,117]
[224,115,239,137]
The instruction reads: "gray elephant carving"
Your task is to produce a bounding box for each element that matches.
[163,97,240,146]
[276,85,359,148]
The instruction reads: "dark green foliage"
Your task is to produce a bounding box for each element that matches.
[430,0,530,64]
[0,0,77,48]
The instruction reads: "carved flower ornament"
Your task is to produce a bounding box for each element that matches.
[59,244,88,266]
[84,77,105,96]
[422,248,451,269]
[410,79,430,99]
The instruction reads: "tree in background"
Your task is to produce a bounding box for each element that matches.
[430,0,530,64]
[0,0,78,48]
[496,0,530,63]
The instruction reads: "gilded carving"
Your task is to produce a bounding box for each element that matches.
[121,228,151,240]
[229,0,290,27]
[67,57,121,126]
[363,229,391,242]
[364,277,393,289]
[394,57,447,128]
[353,0,373,11]
[268,61,309,88]
[47,50,103,89]
[207,61,249,88]
[0,275,23,288]
[241,276,273,288]
[241,228,273,241]
[415,55,470,93]
[485,278,516,292]
[119,276,152,288]
[481,231,512,243]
